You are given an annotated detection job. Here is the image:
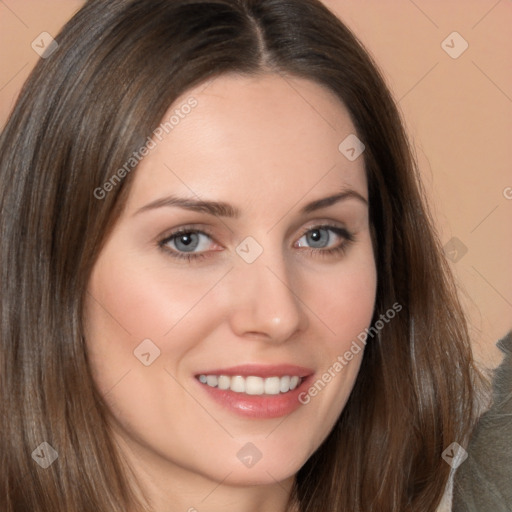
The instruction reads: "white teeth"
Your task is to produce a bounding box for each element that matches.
[264,376,281,395]
[197,374,304,395]
[279,375,290,393]
[217,375,231,390]
[230,375,246,393]
[245,376,264,395]
[206,375,218,387]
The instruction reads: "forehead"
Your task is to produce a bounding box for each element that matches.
[124,73,367,214]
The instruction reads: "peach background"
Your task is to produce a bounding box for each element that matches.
[1,1,510,368]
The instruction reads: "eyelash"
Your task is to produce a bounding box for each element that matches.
[158,225,355,262]
[299,225,355,259]
[158,227,215,262]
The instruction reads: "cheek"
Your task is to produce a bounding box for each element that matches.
[83,248,228,401]
[303,250,377,352]
[85,245,230,342]
[295,244,376,427]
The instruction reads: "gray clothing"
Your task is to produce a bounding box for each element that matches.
[452,331,512,511]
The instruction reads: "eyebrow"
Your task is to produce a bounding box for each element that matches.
[133,189,368,218]
[300,190,368,213]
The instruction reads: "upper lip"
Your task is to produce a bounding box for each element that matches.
[195,364,314,378]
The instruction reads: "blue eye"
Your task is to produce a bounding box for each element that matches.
[296,226,351,251]
[159,224,354,263]
[161,230,214,256]
[172,232,200,252]
[303,227,330,248]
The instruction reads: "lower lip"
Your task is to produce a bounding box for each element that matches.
[196,376,313,419]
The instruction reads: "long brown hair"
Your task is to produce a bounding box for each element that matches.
[0,0,482,510]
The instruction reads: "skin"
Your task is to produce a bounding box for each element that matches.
[84,73,377,512]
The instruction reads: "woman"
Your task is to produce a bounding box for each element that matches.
[0,0,483,510]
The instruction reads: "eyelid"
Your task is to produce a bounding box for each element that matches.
[158,221,350,244]
[158,224,217,244]
[157,225,223,260]
[296,221,353,240]
[157,221,355,262]
[293,224,355,260]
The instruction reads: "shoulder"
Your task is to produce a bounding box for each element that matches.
[451,330,512,512]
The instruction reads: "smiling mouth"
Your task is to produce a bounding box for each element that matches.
[197,374,304,395]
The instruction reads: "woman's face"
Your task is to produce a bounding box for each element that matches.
[84,73,376,489]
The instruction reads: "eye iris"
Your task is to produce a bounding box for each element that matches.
[174,232,199,252]
[306,228,329,248]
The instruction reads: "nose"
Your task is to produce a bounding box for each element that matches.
[226,253,309,343]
